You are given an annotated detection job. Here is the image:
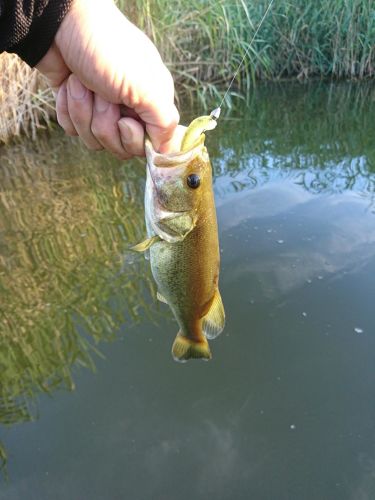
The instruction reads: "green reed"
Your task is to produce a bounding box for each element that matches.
[120,0,374,104]
[1,1,373,142]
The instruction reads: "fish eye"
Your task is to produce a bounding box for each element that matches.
[187,173,200,189]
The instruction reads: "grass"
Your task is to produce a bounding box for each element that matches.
[123,0,375,106]
[0,53,55,143]
[0,0,374,139]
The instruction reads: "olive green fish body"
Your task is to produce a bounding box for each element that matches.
[134,116,225,361]
[149,175,219,346]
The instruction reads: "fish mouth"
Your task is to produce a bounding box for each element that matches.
[145,135,204,170]
[145,136,204,212]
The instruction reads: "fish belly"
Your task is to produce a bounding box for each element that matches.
[149,226,219,340]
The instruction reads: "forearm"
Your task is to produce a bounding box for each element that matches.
[0,0,73,66]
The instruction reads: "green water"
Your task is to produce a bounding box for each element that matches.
[0,82,375,499]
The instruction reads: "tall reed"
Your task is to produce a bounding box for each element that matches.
[122,0,374,105]
[0,1,374,141]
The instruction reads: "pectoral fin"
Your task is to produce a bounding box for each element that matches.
[202,289,225,339]
[131,235,161,252]
[157,291,168,304]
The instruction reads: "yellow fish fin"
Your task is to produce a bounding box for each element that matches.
[131,235,161,252]
[157,291,168,304]
[181,115,217,152]
[172,333,211,362]
[202,289,225,339]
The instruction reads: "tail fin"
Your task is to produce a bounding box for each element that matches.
[172,333,212,362]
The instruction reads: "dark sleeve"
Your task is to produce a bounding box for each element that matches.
[0,0,73,67]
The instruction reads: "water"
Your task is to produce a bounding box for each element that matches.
[0,82,375,499]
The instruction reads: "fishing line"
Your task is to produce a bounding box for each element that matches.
[210,0,275,120]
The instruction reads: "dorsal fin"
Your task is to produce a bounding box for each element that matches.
[202,289,225,339]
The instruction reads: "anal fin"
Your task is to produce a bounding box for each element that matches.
[202,289,225,339]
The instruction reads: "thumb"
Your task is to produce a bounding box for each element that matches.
[35,42,71,91]
[143,103,180,153]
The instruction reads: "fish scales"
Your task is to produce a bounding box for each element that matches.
[133,116,225,361]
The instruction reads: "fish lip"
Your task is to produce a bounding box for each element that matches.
[145,136,203,169]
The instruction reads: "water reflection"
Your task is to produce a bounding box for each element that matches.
[0,133,156,465]
[1,82,375,492]
[219,183,375,300]
[208,81,375,202]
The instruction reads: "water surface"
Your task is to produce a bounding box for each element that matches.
[0,82,375,499]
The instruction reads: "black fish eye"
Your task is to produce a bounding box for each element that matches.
[187,173,200,189]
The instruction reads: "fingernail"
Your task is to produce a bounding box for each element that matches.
[95,95,110,113]
[118,120,134,144]
[69,76,87,100]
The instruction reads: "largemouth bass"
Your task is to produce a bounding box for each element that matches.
[133,116,225,361]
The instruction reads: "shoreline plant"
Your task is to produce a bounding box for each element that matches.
[0,0,374,141]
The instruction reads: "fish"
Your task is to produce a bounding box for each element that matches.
[132,115,225,362]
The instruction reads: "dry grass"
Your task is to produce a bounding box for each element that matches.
[0,53,55,144]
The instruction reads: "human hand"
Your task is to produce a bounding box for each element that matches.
[36,0,179,158]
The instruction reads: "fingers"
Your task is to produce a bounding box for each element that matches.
[56,76,145,158]
[56,81,77,136]
[67,75,102,150]
[35,41,70,91]
[92,97,143,159]
[162,125,187,154]
[57,70,178,158]
[118,117,145,158]
[136,68,180,153]
[145,103,180,154]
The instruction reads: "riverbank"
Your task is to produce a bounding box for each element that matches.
[1,0,374,142]
[124,0,374,101]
